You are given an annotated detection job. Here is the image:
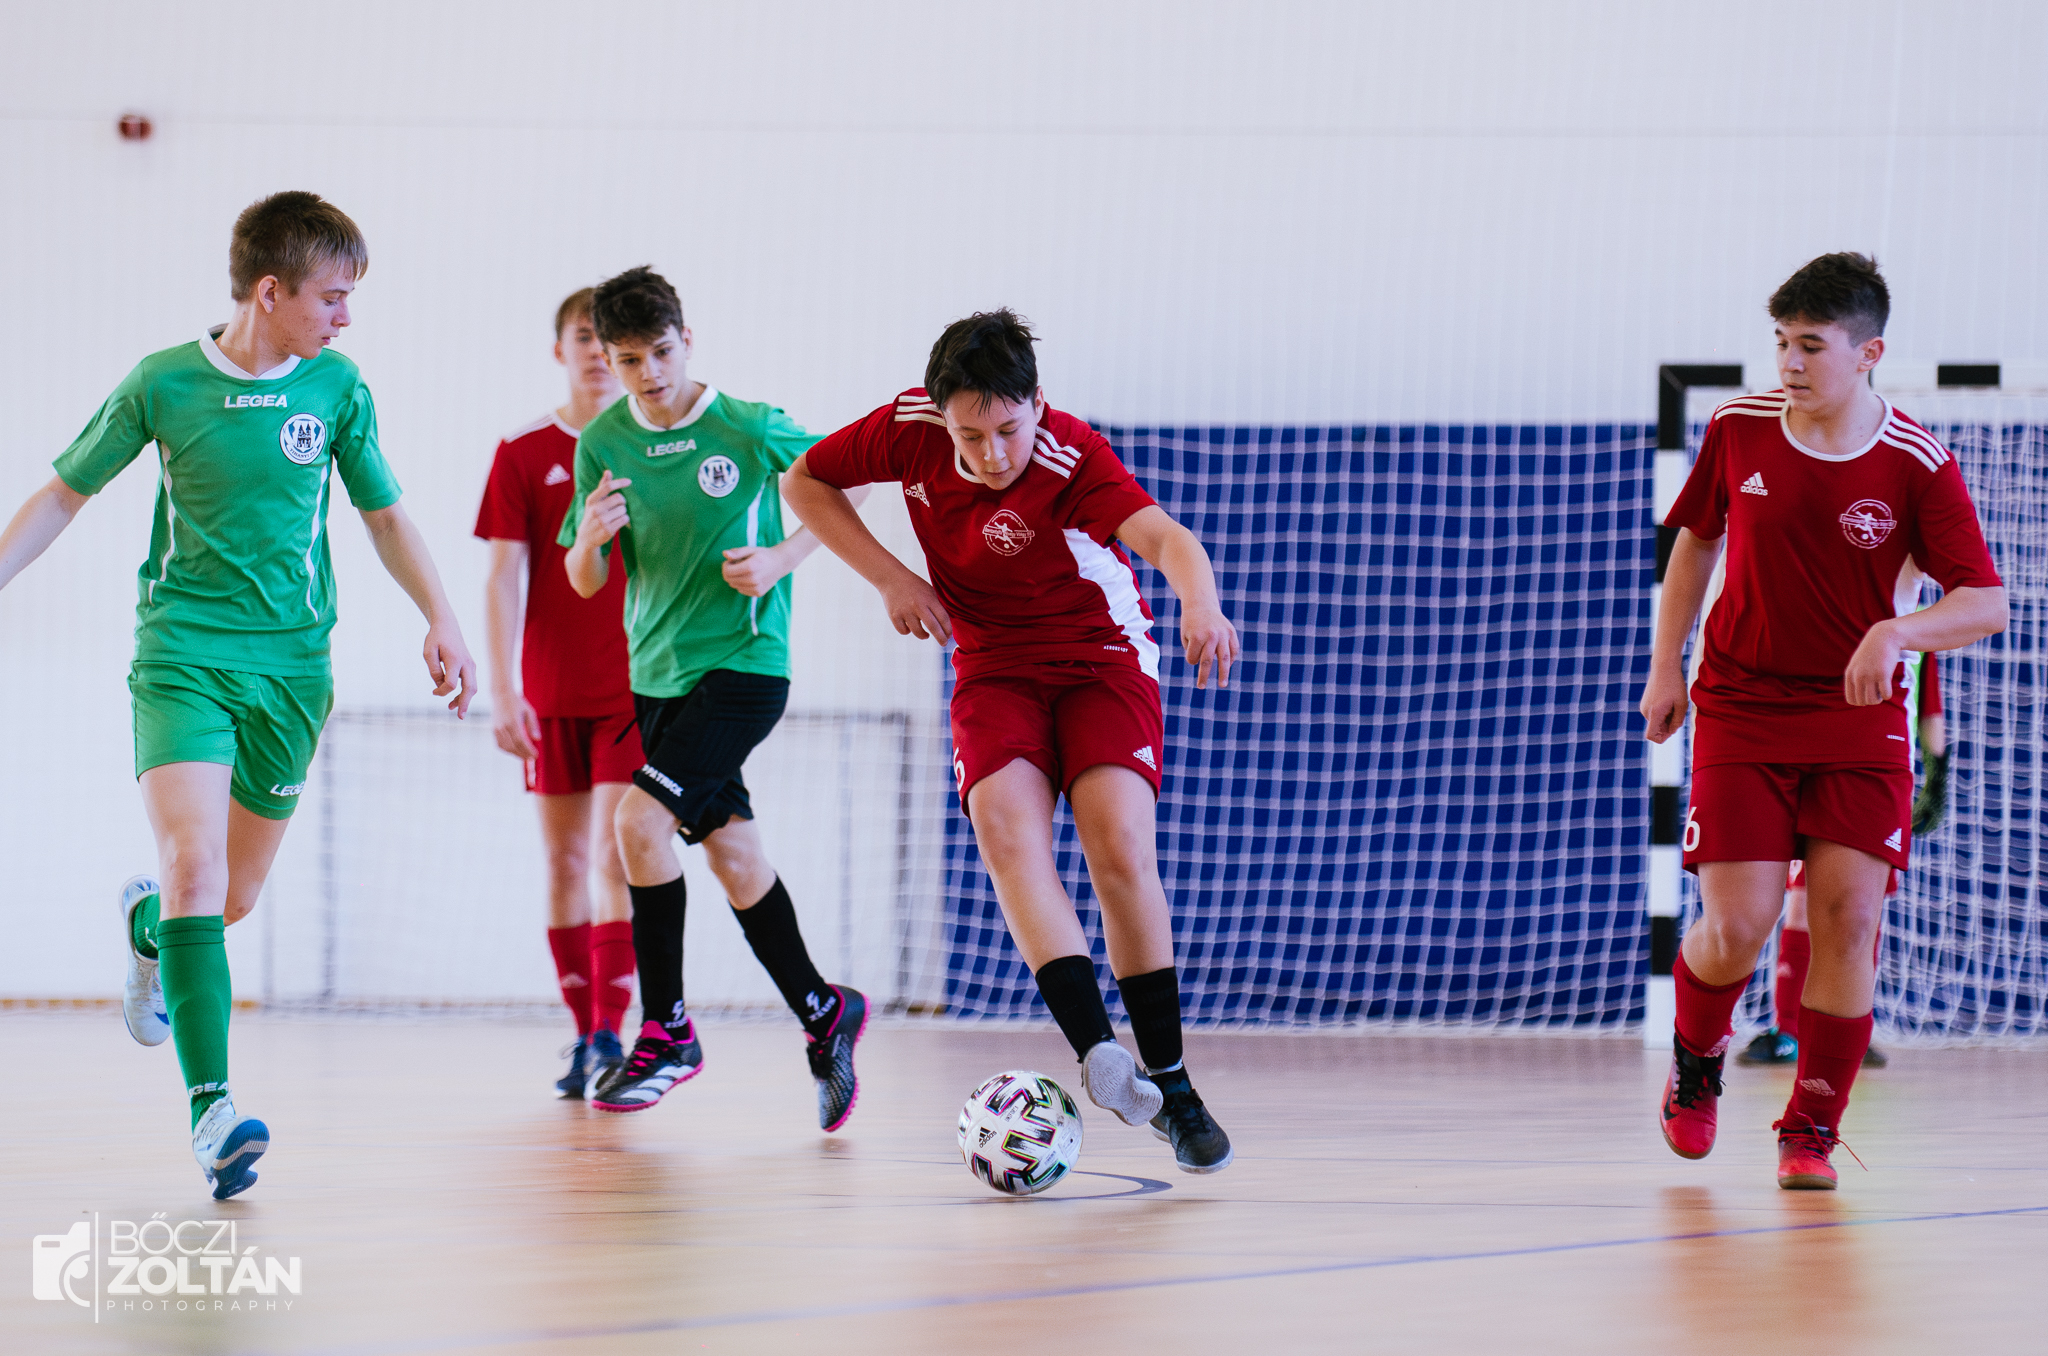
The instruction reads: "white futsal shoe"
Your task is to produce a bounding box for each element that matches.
[117,874,170,1046]
[192,1094,269,1201]
[1079,1039,1163,1127]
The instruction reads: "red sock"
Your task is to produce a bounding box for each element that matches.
[590,920,637,1036]
[1775,928,1810,1039]
[546,924,594,1037]
[1784,1006,1874,1132]
[1673,949,1750,1058]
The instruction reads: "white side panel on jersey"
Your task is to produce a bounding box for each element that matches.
[1893,554,1926,619]
[1688,550,1727,689]
[150,463,179,605]
[303,466,329,618]
[1061,528,1160,680]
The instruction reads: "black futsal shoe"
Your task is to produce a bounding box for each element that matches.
[1861,1044,1889,1069]
[1145,1066,1234,1174]
[806,985,869,1132]
[1736,1028,1798,1066]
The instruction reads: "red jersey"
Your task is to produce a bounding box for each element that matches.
[473,413,633,717]
[1667,390,1999,768]
[805,390,1160,681]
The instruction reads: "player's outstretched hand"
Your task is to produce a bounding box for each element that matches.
[492,691,541,760]
[882,571,952,644]
[1639,666,1689,743]
[577,470,632,547]
[425,620,477,719]
[1843,620,1904,707]
[721,544,792,598]
[1182,605,1239,690]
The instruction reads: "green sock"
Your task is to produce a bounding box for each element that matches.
[156,916,231,1128]
[131,893,161,960]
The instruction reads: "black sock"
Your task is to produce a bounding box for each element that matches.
[731,878,838,1039]
[1035,955,1115,1060]
[1117,967,1184,1072]
[629,876,690,1040]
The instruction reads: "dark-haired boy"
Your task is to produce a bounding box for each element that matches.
[561,266,869,1129]
[476,288,639,1099]
[784,309,1240,1174]
[1641,252,2004,1188]
[0,191,476,1198]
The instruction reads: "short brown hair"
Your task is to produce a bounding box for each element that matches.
[229,191,369,302]
[925,309,1038,412]
[555,288,596,339]
[590,267,684,346]
[1768,252,1890,344]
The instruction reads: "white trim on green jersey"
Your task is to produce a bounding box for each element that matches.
[558,385,816,698]
[54,331,401,677]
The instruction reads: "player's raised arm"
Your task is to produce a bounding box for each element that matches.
[0,475,91,591]
[783,454,950,642]
[1842,584,2006,707]
[359,500,478,717]
[564,468,630,598]
[1640,526,1724,743]
[1114,504,1239,690]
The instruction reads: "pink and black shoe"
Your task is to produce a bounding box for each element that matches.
[591,1019,704,1113]
[805,986,868,1132]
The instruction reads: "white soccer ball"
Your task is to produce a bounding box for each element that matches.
[957,1070,1084,1196]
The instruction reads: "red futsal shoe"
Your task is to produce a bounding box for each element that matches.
[1660,1033,1726,1160]
[1774,1115,1847,1190]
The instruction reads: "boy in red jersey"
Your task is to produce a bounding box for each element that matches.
[1641,254,2005,1189]
[475,289,640,1099]
[784,310,1240,1173]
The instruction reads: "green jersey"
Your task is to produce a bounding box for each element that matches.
[53,330,401,677]
[558,386,816,698]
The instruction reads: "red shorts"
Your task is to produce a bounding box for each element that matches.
[527,711,644,795]
[1684,762,1912,872]
[950,661,1163,803]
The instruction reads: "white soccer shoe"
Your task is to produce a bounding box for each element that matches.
[117,874,170,1046]
[192,1094,269,1201]
[1079,1039,1163,1127]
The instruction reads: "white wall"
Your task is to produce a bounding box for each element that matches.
[2,1,2043,996]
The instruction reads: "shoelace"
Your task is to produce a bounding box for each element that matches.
[1671,1049,1725,1109]
[1774,1114,1869,1172]
[620,1037,674,1078]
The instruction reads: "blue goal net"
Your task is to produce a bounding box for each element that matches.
[940,423,1657,1030]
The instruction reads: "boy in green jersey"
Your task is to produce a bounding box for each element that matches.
[0,192,476,1198]
[560,267,870,1130]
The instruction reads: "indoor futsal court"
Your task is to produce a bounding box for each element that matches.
[3,5,2045,1355]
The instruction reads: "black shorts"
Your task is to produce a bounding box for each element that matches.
[632,670,789,845]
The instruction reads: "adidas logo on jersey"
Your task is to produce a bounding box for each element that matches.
[222,393,288,409]
[647,439,697,457]
[1133,746,1157,770]
[1884,827,1903,850]
[905,482,929,505]
[544,463,571,486]
[1740,472,1768,496]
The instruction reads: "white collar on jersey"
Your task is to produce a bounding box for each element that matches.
[200,326,301,382]
[1779,393,1892,463]
[628,383,719,432]
[550,413,582,439]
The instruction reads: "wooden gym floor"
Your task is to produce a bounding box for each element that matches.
[3,1012,2042,1355]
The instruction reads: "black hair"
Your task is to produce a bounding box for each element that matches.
[229,191,368,301]
[590,266,684,346]
[924,309,1038,411]
[1768,252,1890,344]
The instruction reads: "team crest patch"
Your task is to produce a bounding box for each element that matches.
[279,413,327,465]
[698,455,741,498]
[1839,499,1897,548]
[981,509,1035,556]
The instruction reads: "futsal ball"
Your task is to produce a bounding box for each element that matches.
[957,1070,1084,1196]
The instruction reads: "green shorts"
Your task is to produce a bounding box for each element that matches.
[130,662,333,820]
